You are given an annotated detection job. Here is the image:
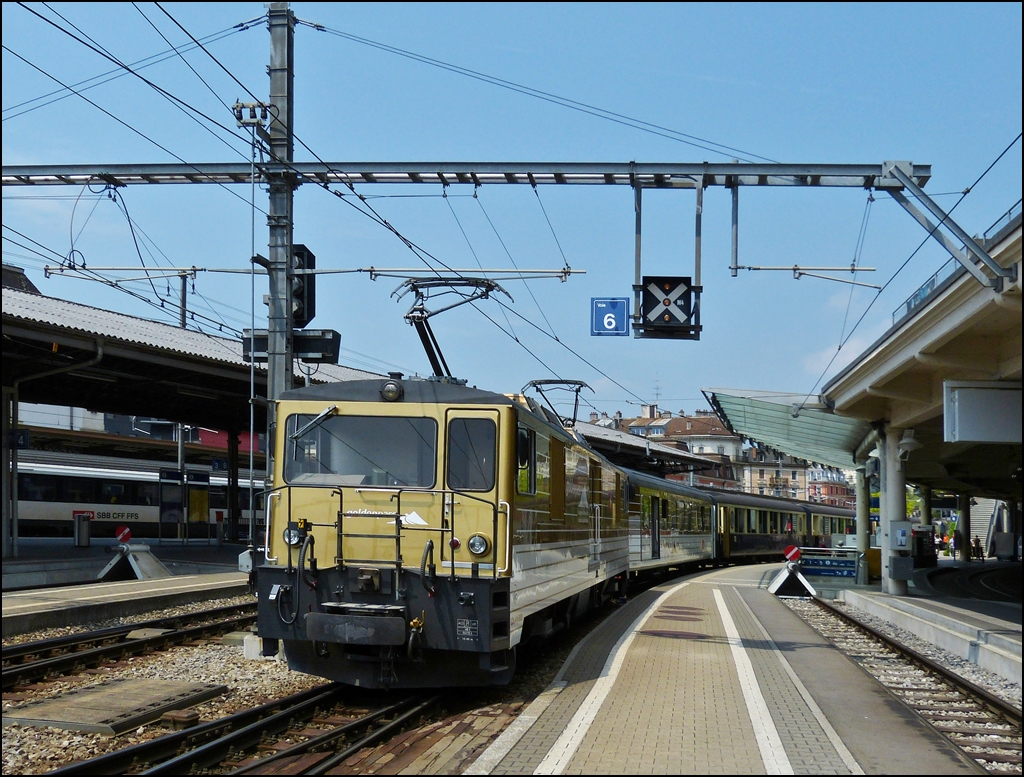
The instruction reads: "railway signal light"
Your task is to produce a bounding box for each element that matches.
[638,275,702,340]
[291,244,316,328]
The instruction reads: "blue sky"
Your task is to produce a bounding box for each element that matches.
[3,2,1021,420]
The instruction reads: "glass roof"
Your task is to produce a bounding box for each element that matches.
[702,388,872,469]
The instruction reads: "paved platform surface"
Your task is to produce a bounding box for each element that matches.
[2,572,249,637]
[468,563,1008,775]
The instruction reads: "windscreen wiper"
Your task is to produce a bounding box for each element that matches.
[289,405,338,439]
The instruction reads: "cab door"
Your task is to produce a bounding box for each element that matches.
[444,409,501,569]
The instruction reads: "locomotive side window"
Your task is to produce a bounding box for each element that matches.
[447,417,496,491]
[549,439,565,522]
[285,415,437,487]
[517,425,536,495]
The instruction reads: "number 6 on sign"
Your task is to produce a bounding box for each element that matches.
[591,298,630,336]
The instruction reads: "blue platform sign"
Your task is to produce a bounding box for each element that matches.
[802,557,857,578]
[591,298,630,336]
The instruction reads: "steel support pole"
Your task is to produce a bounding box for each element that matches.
[177,273,187,483]
[633,184,642,336]
[730,183,739,277]
[856,464,870,584]
[694,180,703,287]
[266,2,295,456]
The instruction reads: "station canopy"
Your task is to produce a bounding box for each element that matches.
[702,388,872,470]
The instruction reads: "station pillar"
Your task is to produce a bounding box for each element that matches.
[920,485,932,526]
[855,464,870,584]
[1011,501,1022,561]
[227,429,240,543]
[958,493,972,562]
[880,425,909,595]
[2,387,11,559]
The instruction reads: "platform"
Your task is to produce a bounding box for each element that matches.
[467,561,1017,775]
[2,571,249,637]
[1,537,247,591]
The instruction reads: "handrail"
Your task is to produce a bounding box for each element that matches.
[264,491,281,563]
[498,500,511,574]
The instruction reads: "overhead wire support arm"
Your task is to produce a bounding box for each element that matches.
[878,161,1015,290]
[793,271,881,289]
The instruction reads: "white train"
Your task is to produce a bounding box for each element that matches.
[14,450,265,540]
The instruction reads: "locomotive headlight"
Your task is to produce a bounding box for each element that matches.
[283,526,303,546]
[380,380,404,402]
[467,533,490,556]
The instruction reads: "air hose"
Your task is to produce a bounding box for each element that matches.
[420,539,436,597]
[298,533,317,590]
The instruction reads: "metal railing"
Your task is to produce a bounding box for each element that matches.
[893,198,1022,325]
[333,486,505,581]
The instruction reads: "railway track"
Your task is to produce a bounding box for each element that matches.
[44,682,435,775]
[788,597,1022,774]
[2,602,256,690]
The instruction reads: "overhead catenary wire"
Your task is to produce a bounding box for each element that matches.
[110,197,246,332]
[20,3,257,161]
[2,44,268,218]
[14,5,654,404]
[297,19,777,164]
[475,192,560,340]
[132,2,237,118]
[442,189,519,339]
[797,130,1023,412]
[2,16,263,120]
[838,192,874,345]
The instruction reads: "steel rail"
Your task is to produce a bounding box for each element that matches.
[46,684,340,776]
[812,597,1021,772]
[813,597,1022,728]
[227,694,437,775]
[1,602,255,663]
[139,684,353,775]
[2,613,256,690]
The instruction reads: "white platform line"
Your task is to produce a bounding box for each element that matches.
[532,580,691,775]
[734,592,864,774]
[713,587,794,775]
[464,681,566,774]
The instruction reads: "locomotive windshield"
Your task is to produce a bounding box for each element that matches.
[284,414,437,487]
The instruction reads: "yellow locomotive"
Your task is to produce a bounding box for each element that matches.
[255,376,629,688]
[255,375,853,688]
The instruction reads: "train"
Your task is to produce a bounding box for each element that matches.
[14,450,265,540]
[255,376,855,689]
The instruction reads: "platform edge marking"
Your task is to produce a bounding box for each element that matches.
[463,680,567,775]
[735,591,864,775]
[714,587,794,776]
[532,580,690,775]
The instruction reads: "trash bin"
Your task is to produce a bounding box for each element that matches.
[74,513,91,547]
